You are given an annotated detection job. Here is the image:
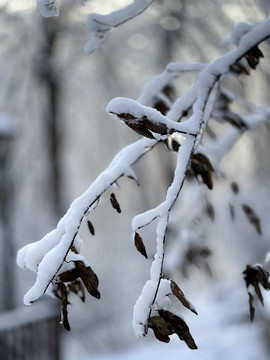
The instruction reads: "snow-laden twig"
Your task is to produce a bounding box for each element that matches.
[132,15,270,336]
[17,137,155,304]
[84,0,155,54]
[18,11,270,341]
[37,0,155,54]
[17,53,207,306]
[37,0,59,18]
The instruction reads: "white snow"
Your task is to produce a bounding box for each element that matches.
[37,0,59,18]
[230,22,254,46]
[133,280,157,338]
[17,10,270,347]
[84,0,154,54]
[106,97,198,136]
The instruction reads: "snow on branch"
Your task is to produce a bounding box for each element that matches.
[17,137,156,306]
[18,10,270,345]
[37,0,154,54]
[107,97,198,139]
[37,0,59,18]
[84,0,155,55]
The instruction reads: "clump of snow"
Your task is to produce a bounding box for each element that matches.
[230,22,254,46]
[37,0,59,18]
[133,280,157,338]
[84,0,154,54]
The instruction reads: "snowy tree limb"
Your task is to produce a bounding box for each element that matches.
[84,0,155,54]
[18,9,270,344]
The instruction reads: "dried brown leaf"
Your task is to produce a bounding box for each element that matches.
[158,310,197,349]
[59,267,80,283]
[149,316,173,343]
[191,153,214,190]
[111,112,154,138]
[205,202,215,222]
[248,291,255,321]
[253,281,264,306]
[70,245,79,254]
[87,220,95,235]
[59,282,70,331]
[127,121,155,139]
[229,203,235,221]
[245,46,263,70]
[75,261,100,299]
[230,181,239,195]
[143,117,168,135]
[170,280,198,315]
[243,264,270,319]
[110,193,121,213]
[134,232,148,259]
[242,204,262,235]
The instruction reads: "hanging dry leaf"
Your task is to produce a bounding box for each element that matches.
[243,264,270,320]
[110,193,121,213]
[58,282,70,331]
[75,261,100,299]
[245,46,264,69]
[134,232,148,259]
[242,204,262,235]
[87,220,95,235]
[248,291,255,321]
[170,280,198,315]
[230,181,239,195]
[229,203,235,221]
[59,267,80,283]
[110,112,155,139]
[205,201,215,222]
[149,316,174,343]
[158,310,197,349]
[190,153,214,190]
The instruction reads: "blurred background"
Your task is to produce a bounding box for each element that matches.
[0,0,270,359]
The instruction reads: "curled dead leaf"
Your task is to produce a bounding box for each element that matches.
[75,261,100,299]
[158,310,197,349]
[170,280,198,315]
[205,202,215,222]
[134,232,148,259]
[248,291,255,321]
[110,193,121,213]
[243,264,270,320]
[230,181,239,195]
[242,204,262,235]
[87,220,95,235]
[59,267,80,283]
[190,153,214,190]
[149,316,173,343]
[229,203,235,221]
[58,282,70,331]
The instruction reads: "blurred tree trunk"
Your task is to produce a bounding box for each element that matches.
[36,17,63,217]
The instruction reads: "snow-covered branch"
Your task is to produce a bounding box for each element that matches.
[18,8,270,346]
[37,0,155,54]
[84,0,155,55]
